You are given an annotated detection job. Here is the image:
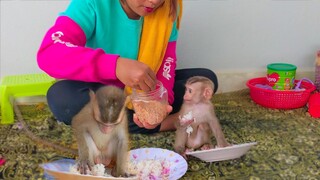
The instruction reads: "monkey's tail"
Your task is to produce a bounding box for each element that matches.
[12,100,78,155]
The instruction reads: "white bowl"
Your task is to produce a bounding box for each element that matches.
[185,142,257,162]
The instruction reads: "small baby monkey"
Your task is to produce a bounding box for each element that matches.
[174,76,230,158]
[72,85,130,177]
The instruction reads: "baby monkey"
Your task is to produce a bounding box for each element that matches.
[174,76,230,158]
[72,85,130,177]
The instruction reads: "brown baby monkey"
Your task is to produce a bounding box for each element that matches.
[173,76,230,158]
[72,85,130,177]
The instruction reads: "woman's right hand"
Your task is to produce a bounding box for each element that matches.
[133,104,173,129]
[115,57,157,91]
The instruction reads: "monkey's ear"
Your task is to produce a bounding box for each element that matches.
[89,90,101,121]
[203,87,213,100]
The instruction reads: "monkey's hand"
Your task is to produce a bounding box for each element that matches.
[182,148,196,160]
[94,155,111,167]
[77,159,94,175]
[174,146,188,160]
[179,111,195,127]
[200,144,214,151]
[216,141,231,148]
[179,118,195,127]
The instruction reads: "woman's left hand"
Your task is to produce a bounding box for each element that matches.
[133,105,173,129]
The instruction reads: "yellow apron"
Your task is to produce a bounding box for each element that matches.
[125,0,183,109]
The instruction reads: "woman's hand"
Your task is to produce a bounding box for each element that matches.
[133,105,173,129]
[116,57,157,91]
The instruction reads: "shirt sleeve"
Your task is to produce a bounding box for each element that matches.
[37,16,122,86]
[156,41,177,105]
[59,0,96,40]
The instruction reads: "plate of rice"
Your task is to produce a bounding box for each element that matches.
[40,148,187,180]
[127,148,188,180]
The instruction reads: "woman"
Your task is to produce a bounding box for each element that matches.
[37,0,218,134]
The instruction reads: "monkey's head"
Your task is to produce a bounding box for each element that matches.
[89,86,126,134]
[183,76,214,104]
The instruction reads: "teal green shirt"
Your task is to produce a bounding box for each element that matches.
[60,0,178,60]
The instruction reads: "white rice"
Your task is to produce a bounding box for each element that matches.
[69,159,171,179]
[69,163,111,177]
[127,159,171,180]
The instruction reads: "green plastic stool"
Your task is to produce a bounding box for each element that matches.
[0,73,56,124]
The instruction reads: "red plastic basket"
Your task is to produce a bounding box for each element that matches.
[246,77,316,109]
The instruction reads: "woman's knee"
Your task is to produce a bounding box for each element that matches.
[46,80,92,125]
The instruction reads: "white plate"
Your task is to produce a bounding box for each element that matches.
[40,159,138,180]
[128,148,188,180]
[40,148,187,180]
[185,142,257,162]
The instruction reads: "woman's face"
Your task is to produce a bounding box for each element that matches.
[122,0,165,19]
